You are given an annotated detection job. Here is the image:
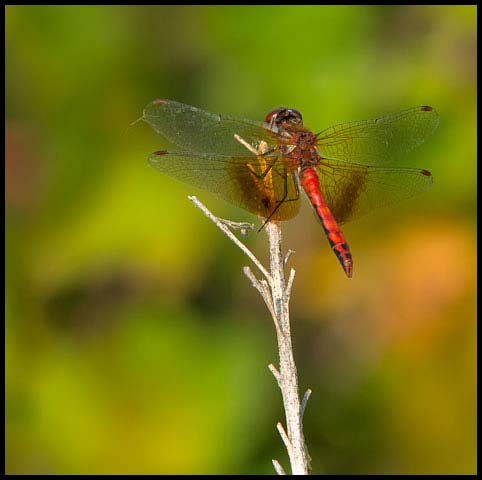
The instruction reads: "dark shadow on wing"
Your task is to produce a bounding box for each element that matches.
[317,159,433,224]
[148,150,300,221]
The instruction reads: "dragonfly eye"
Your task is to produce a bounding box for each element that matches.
[265,107,303,129]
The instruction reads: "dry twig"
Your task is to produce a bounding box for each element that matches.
[188,195,311,475]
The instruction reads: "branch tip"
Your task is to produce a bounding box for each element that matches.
[301,388,312,419]
[284,248,295,266]
[243,266,260,286]
[272,459,286,475]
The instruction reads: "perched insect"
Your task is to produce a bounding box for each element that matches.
[142,100,438,277]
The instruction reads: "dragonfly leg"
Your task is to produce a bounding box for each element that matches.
[246,156,278,179]
[259,170,300,231]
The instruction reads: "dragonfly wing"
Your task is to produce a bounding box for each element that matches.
[148,151,301,221]
[143,99,279,156]
[316,159,433,224]
[316,106,439,165]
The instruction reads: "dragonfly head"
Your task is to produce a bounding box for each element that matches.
[265,107,303,130]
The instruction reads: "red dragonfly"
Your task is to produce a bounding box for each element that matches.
[142,99,438,278]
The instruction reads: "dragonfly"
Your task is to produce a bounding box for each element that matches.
[142,99,438,278]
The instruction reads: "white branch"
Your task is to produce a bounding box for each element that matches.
[243,266,276,321]
[218,218,254,237]
[284,248,295,266]
[286,268,296,301]
[268,363,281,385]
[301,389,312,420]
[272,459,286,475]
[188,197,311,474]
[265,221,311,474]
[277,422,293,452]
[188,196,272,283]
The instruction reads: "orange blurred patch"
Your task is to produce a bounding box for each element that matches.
[375,220,475,346]
[293,218,475,356]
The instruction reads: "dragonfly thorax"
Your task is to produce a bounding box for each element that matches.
[292,130,316,146]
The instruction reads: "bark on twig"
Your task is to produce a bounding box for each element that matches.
[189,196,311,475]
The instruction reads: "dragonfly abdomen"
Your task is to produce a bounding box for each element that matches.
[301,167,353,278]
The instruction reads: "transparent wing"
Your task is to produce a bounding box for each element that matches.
[316,106,439,165]
[142,99,279,156]
[316,159,433,224]
[148,150,301,221]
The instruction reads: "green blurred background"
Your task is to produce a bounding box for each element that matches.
[5,5,476,474]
